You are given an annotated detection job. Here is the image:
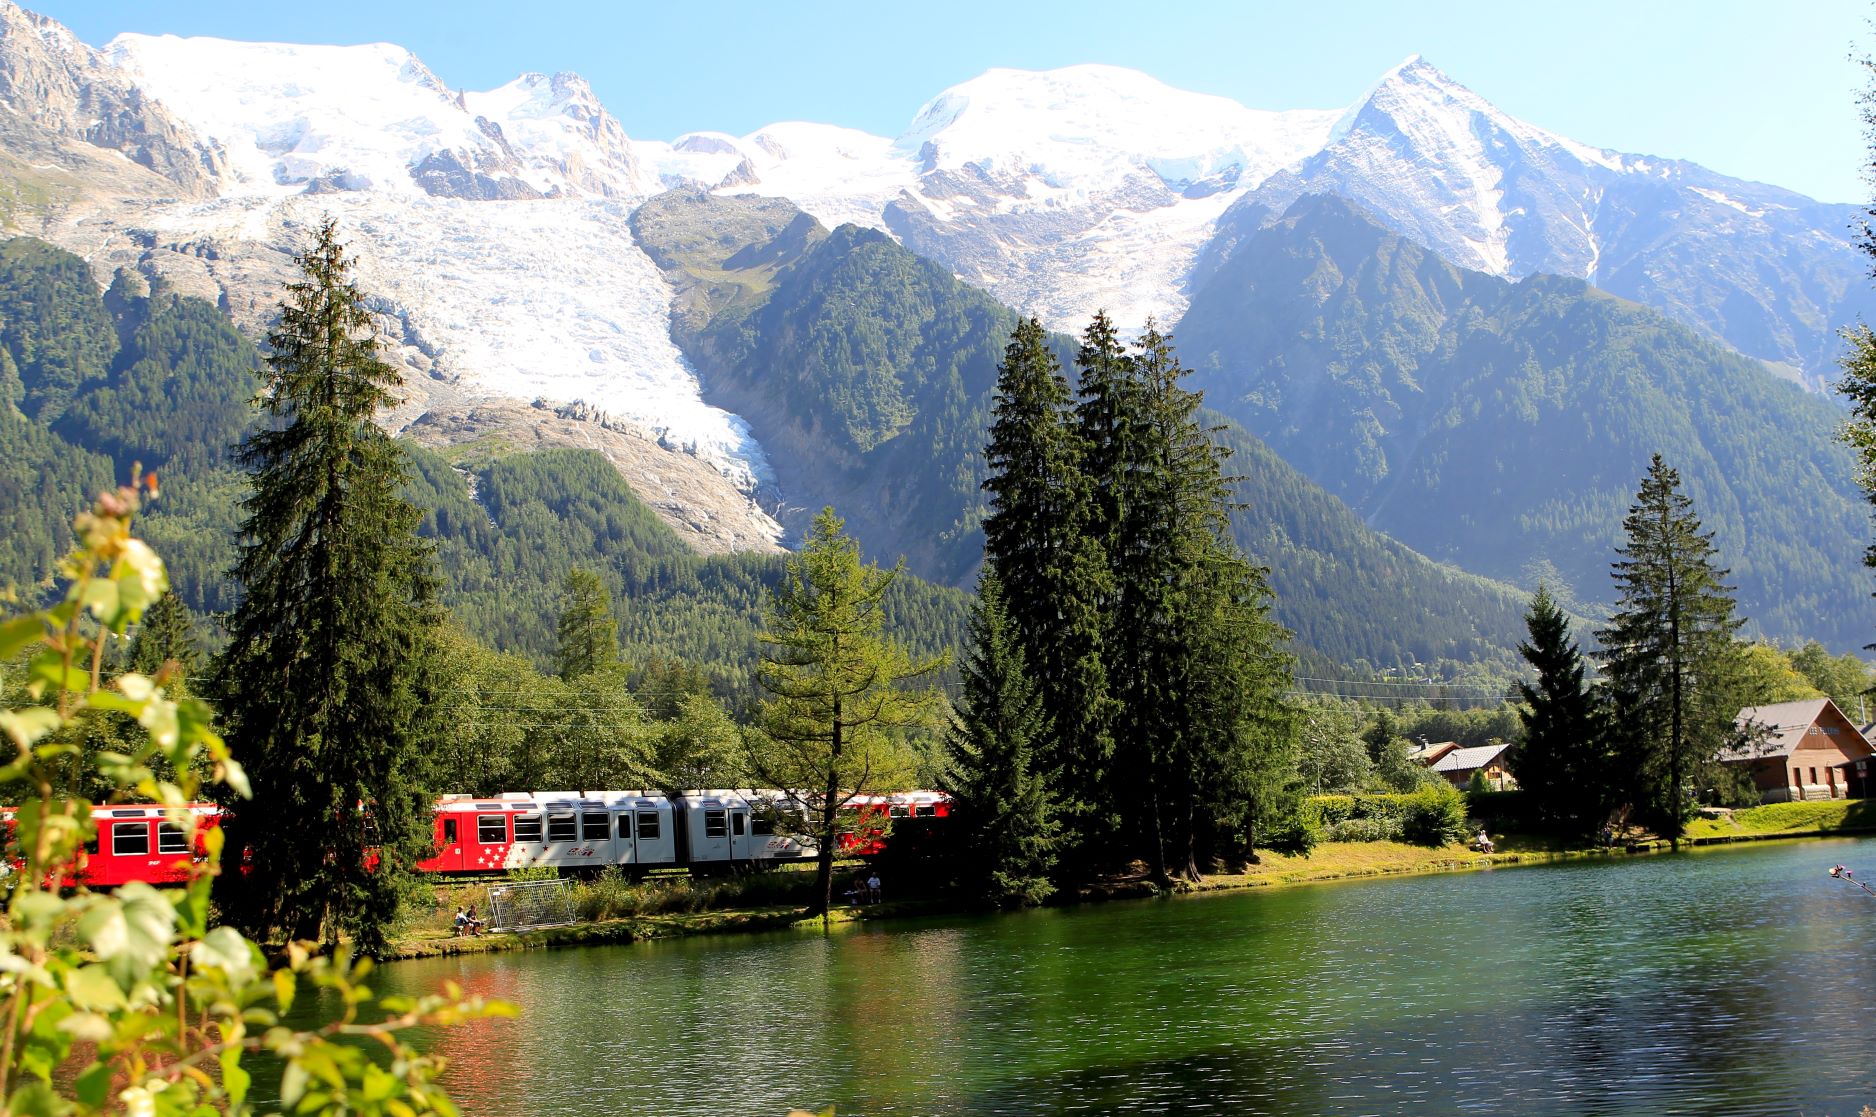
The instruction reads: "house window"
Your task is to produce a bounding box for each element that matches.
[704,809,727,838]
[513,814,543,843]
[158,822,189,855]
[583,812,610,841]
[546,814,578,843]
[478,815,507,844]
[1811,767,1820,786]
[1794,767,1803,787]
[113,823,149,857]
[636,811,661,841]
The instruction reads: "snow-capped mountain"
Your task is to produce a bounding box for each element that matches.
[3,0,1868,563]
[1235,57,1869,385]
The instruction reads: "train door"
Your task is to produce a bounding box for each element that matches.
[543,807,579,867]
[427,811,468,872]
[612,807,636,868]
[580,806,613,868]
[690,798,733,866]
[634,799,675,866]
[511,810,545,867]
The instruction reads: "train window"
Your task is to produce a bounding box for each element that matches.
[751,816,774,836]
[85,830,99,856]
[478,815,507,843]
[582,812,610,841]
[636,811,661,841]
[704,809,727,838]
[546,814,578,843]
[442,818,458,844]
[616,814,634,840]
[158,822,189,854]
[888,805,908,818]
[112,823,150,857]
[514,815,543,843]
[731,812,746,836]
[915,805,937,818]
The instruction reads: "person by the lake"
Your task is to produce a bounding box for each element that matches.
[867,871,882,903]
[463,904,485,935]
[1474,830,1494,854]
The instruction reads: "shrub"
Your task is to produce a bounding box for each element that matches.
[1401,783,1470,846]
[1328,816,1405,843]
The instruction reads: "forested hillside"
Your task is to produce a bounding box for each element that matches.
[636,193,1538,671]
[1177,194,1875,650]
[0,236,968,692]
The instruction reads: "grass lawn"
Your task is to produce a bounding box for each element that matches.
[1684,799,1876,840]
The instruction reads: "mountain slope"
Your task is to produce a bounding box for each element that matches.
[1176,194,1874,649]
[635,192,1539,670]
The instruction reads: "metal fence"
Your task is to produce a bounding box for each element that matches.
[485,878,576,933]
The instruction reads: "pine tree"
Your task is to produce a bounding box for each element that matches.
[127,589,201,687]
[1514,584,1610,834]
[213,218,441,954]
[1596,455,1744,847]
[554,567,618,680]
[947,574,1058,907]
[980,317,1112,873]
[752,508,943,915]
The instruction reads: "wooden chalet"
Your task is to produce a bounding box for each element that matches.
[1723,698,1874,802]
[1427,742,1516,790]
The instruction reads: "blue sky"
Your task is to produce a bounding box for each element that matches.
[31,0,1874,202]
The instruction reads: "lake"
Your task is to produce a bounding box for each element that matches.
[380,837,1876,1116]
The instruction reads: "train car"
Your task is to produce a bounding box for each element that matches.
[670,789,817,871]
[2,802,223,888]
[418,791,677,875]
[837,790,952,856]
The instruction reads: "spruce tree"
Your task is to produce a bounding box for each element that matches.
[213,218,441,954]
[753,508,942,915]
[1596,455,1744,848]
[554,567,618,680]
[947,573,1058,907]
[127,588,201,687]
[980,317,1112,873]
[1514,584,1610,834]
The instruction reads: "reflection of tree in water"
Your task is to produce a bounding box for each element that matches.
[422,961,531,1107]
[826,925,970,1105]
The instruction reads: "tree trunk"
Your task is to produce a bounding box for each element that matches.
[814,695,844,919]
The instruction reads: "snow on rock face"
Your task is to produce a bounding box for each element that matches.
[106,33,540,199]
[463,71,652,198]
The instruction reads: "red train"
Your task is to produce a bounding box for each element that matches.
[12,789,950,887]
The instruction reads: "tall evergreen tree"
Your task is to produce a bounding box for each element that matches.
[1514,584,1610,834]
[947,573,1058,907]
[1596,455,1744,848]
[980,317,1113,873]
[554,566,618,680]
[127,588,201,688]
[213,219,441,954]
[752,508,942,915]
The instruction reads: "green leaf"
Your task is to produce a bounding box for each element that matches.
[0,615,42,660]
[5,1080,71,1117]
[64,964,126,1010]
[192,926,258,985]
[0,707,60,749]
[273,968,296,1014]
[73,1062,112,1109]
[76,882,177,989]
[221,1046,252,1110]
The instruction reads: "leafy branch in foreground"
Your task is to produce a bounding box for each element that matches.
[0,477,511,1115]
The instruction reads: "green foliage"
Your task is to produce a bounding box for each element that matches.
[1295,698,1373,795]
[1787,640,1872,718]
[0,236,117,424]
[753,508,944,914]
[0,481,503,1114]
[554,566,619,679]
[1400,783,1471,846]
[1514,584,1614,834]
[1597,455,1748,843]
[1182,194,1875,650]
[947,574,1058,907]
[214,219,443,954]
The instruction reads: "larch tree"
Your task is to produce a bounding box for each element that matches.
[947,573,1058,907]
[213,218,442,955]
[980,316,1112,874]
[1514,584,1611,834]
[753,507,943,915]
[1596,455,1745,848]
[126,587,201,687]
[554,566,618,680]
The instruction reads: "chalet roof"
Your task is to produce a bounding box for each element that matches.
[1408,741,1460,766]
[1430,742,1512,775]
[1723,699,1864,763]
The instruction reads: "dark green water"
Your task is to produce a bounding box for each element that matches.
[381,838,1876,1116]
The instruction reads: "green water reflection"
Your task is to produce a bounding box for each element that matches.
[382,837,1876,1116]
